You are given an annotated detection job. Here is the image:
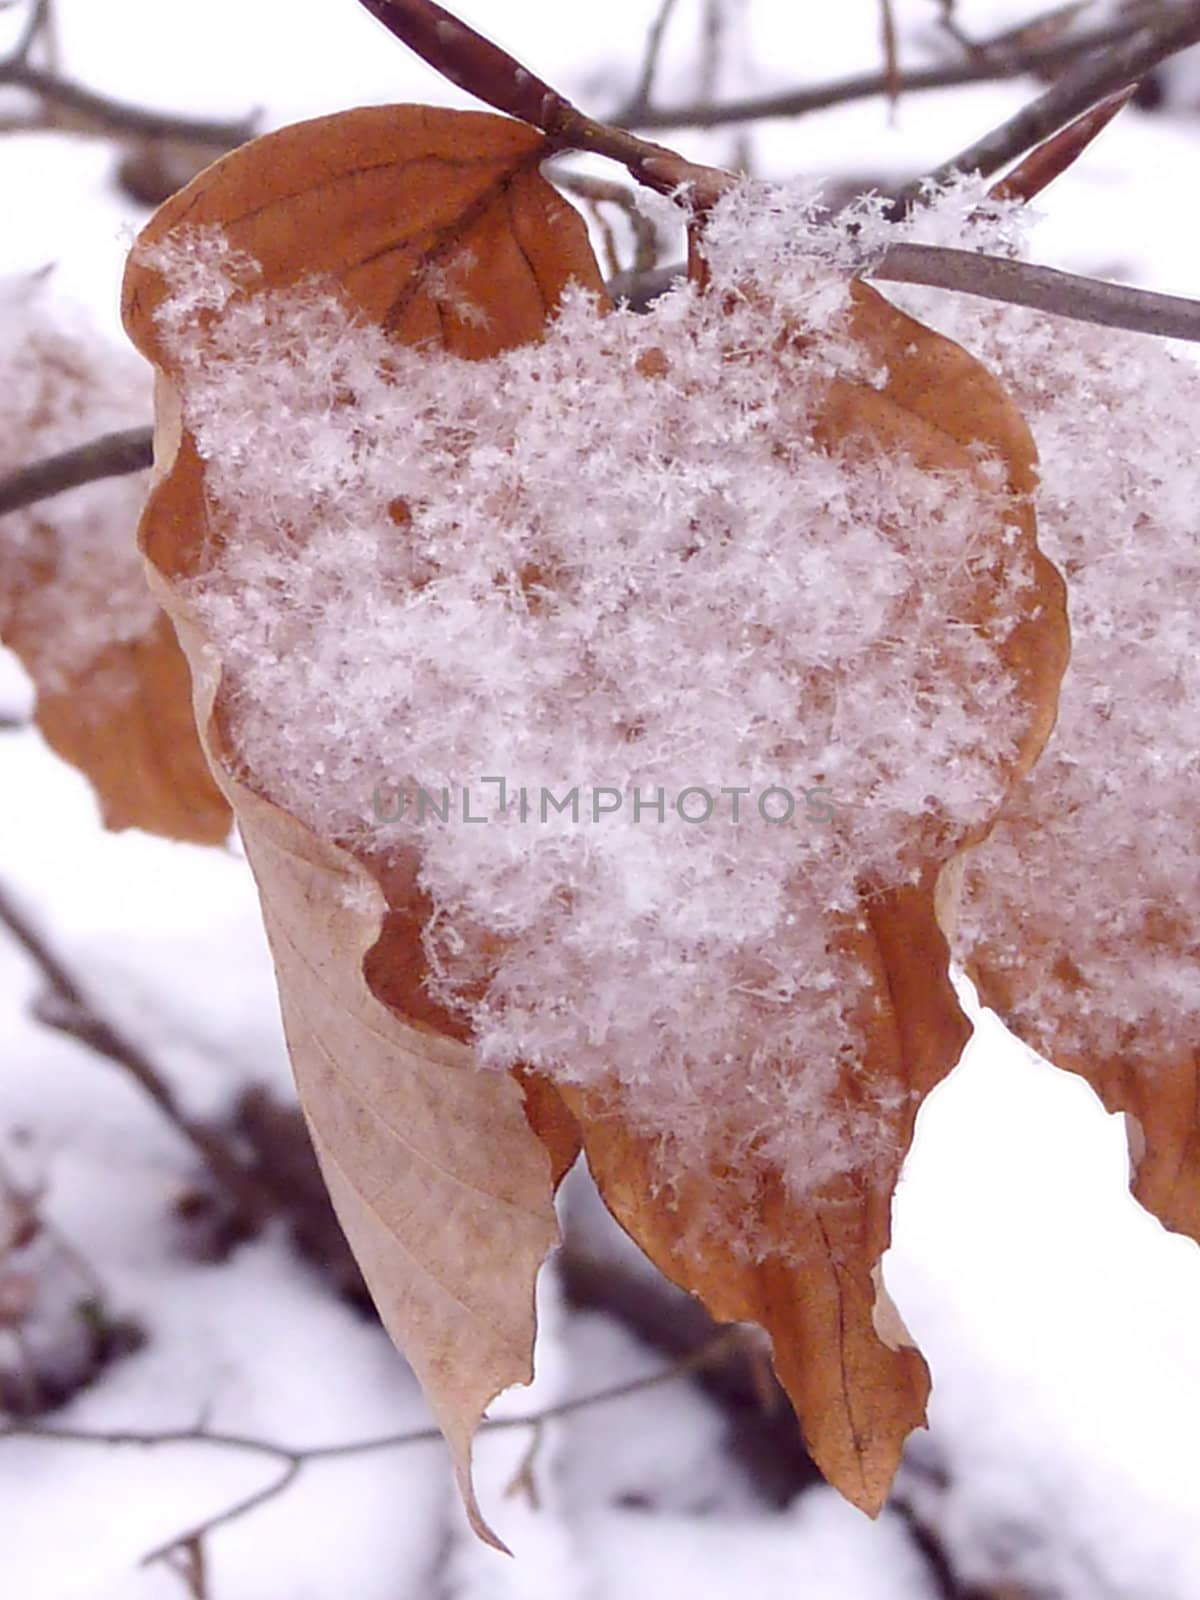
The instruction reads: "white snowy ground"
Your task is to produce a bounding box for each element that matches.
[2,2,1200,1595]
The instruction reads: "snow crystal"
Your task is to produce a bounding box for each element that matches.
[142,182,1043,1247]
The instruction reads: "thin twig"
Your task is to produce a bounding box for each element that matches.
[0,60,256,148]
[934,0,982,59]
[0,882,275,1226]
[622,0,681,120]
[879,0,902,111]
[141,1461,301,1571]
[354,0,732,205]
[603,242,1200,345]
[0,427,152,517]
[889,0,1200,215]
[7,0,50,68]
[1,1329,745,1567]
[552,170,660,276]
[615,7,1170,130]
[871,241,1200,343]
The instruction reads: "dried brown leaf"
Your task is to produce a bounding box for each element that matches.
[560,875,964,1511]
[121,104,1069,1532]
[938,317,1200,1257]
[561,282,1067,1513]
[0,308,229,844]
[122,104,603,1542]
[967,915,1200,1245]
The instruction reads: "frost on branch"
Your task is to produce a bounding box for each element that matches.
[121,106,1067,1528]
[0,274,229,843]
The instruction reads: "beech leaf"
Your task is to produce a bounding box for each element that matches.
[123,104,603,1543]
[0,300,229,844]
[932,308,1200,1253]
[122,108,1068,1532]
[557,279,1068,1511]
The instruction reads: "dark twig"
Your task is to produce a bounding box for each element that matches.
[871,242,1200,343]
[934,0,982,59]
[622,0,681,121]
[0,1329,744,1569]
[0,2,255,153]
[879,0,902,110]
[0,882,275,1226]
[160,1537,209,1600]
[889,1,1200,215]
[605,242,1200,346]
[354,0,732,205]
[616,7,1171,130]
[0,61,257,147]
[551,170,660,276]
[6,0,50,68]
[141,1462,301,1572]
[0,427,152,517]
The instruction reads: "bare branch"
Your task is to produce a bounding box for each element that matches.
[6,0,50,68]
[0,61,257,146]
[0,427,152,517]
[871,242,1200,344]
[551,169,660,277]
[889,0,1200,215]
[622,0,681,120]
[140,1461,301,1574]
[0,5,255,151]
[1,1329,745,1567]
[933,0,983,59]
[880,0,902,110]
[354,0,733,205]
[617,6,1171,130]
[0,881,275,1226]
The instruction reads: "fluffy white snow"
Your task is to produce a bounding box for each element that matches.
[3,1,1200,1596]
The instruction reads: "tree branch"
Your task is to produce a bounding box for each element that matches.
[0,1329,744,1568]
[0,427,152,516]
[0,60,256,147]
[613,5,1172,130]
[623,0,681,122]
[5,0,50,69]
[0,881,275,1226]
[354,0,732,205]
[889,0,1200,215]
[870,242,1200,343]
[0,1,255,151]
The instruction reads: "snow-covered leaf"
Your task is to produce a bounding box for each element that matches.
[122,104,601,1543]
[0,288,229,844]
[931,304,1200,1251]
[122,106,1069,1532]
[562,275,1068,1511]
